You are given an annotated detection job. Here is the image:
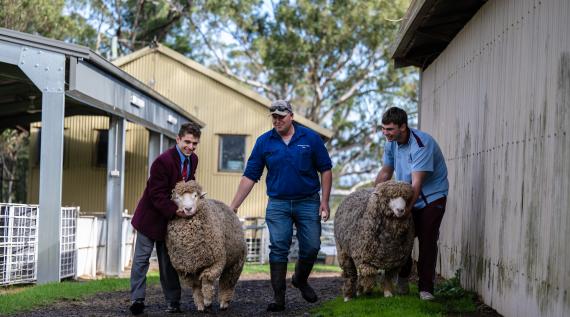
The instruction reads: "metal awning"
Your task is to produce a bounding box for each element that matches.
[391,0,487,69]
[0,28,204,283]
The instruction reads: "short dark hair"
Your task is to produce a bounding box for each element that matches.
[381,107,408,127]
[178,122,201,138]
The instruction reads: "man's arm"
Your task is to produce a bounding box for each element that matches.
[229,176,256,213]
[319,169,332,222]
[374,165,394,185]
[407,171,428,214]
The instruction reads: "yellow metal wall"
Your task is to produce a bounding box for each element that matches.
[28,117,149,214]
[119,52,271,218]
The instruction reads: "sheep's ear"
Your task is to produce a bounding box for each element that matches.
[200,192,207,199]
[365,192,379,215]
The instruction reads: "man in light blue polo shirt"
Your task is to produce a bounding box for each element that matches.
[375,106,448,301]
[230,100,332,312]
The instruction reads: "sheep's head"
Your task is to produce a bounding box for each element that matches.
[171,180,207,216]
[367,180,414,218]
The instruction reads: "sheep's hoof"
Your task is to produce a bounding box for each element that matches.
[219,302,229,311]
[343,297,351,302]
[384,290,393,298]
[196,305,205,312]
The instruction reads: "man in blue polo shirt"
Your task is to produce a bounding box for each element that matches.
[230,100,332,312]
[374,106,448,301]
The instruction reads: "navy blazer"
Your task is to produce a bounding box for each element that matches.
[131,146,198,240]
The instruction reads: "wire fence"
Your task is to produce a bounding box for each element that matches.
[241,217,337,265]
[0,203,79,286]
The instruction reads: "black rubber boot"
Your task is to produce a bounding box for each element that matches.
[267,262,288,312]
[291,259,318,303]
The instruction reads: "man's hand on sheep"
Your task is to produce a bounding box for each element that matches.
[320,201,330,222]
[404,204,413,217]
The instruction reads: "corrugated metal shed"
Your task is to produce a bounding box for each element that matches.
[113,45,333,218]
[392,0,570,316]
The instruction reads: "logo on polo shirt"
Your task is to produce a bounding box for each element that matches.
[297,144,310,149]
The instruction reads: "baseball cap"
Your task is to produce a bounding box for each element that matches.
[269,100,293,116]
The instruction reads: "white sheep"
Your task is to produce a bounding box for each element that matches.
[334,180,414,301]
[166,180,247,311]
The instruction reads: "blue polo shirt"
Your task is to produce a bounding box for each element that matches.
[244,123,332,200]
[382,128,448,209]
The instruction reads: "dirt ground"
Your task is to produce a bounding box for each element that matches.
[11,272,502,317]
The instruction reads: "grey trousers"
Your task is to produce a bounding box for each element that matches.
[130,231,181,303]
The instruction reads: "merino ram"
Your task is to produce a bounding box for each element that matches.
[166,180,246,311]
[334,180,414,301]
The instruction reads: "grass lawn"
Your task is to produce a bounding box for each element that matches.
[312,293,475,317]
[0,273,160,315]
[311,284,477,317]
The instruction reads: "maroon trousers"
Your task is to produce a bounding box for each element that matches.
[399,197,446,293]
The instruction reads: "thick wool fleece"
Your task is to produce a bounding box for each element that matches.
[334,181,414,294]
[166,181,246,310]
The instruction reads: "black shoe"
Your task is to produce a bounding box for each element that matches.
[292,259,318,303]
[267,262,288,312]
[165,302,182,313]
[267,302,286,312]
[129,299,145,315]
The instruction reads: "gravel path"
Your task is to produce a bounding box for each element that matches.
[11,271,501,317]
[12,272,342,317]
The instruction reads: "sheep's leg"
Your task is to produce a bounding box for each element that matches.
[219,257,245,310]
[382,269,396,297]
[338,251,357,301]
[357,264,377,296]
[191,277,205,311]
[199,262,225,309]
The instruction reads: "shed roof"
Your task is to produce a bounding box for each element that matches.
[0,28,204,134]
[391,0,487,69]
[113,44,334,140]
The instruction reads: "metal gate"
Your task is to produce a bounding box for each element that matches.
[0,203,78,286]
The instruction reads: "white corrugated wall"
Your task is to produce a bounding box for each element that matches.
[420,0,570,316]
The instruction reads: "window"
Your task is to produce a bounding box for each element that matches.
[94,129,108,168]
[218,135,246,172]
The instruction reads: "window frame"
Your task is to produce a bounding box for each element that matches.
[217,134,247,173]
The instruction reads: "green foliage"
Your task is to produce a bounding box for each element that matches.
[193,0,419,182]
[435,269,466,299]
[312,284,476,317]
[0,128,30,203]
[0,273,160,315]
[432,269,482,314]
[0,0,97,47]
[6,0,419,185]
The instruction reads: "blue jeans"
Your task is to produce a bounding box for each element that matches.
[265,193,321,263]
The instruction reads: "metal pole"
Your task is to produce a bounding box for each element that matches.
[16,47,67,284]
[105,116,125,276]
